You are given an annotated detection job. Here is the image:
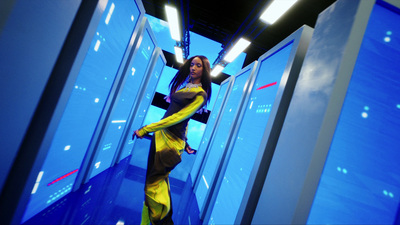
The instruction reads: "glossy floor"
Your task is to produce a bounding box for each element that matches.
[23,151,202,224]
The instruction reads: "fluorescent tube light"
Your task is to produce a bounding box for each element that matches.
[165,5,181,41]
[223,38,251,63]
[105,3,115,25]
[211,65,225,77]
[260,0,298,24]
[174,46,184,63]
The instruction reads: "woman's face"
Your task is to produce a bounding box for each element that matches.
[190,57,203,83]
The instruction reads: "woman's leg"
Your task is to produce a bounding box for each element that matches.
[140,203,151,225]
[141,132,181,224]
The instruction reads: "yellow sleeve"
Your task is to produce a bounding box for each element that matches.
[137,95,205,136]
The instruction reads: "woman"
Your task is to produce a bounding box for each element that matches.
[133,55,212,224]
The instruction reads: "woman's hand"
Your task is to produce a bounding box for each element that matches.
[185,144,195,154]
[132,130,144,140]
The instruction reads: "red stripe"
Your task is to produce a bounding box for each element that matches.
[256,81,277,90]
[47,169,79,186]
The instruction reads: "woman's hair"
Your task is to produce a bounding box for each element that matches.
[169,55,212,104]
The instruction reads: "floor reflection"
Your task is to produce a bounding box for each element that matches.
[23,155,202,224]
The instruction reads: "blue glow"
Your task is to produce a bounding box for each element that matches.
[155,66,177,96]
[188,31,220,65]
[209,42,294,224]
[145,14,175,53]
[207,83,219,111]
[189,31,246,76]
[21,1,141,223]
[187,119,207,150]
[119,55,165,159]
[145,14,246,76]
[196,65,255,211]
[89,28,155,179]
[143,105,165,126]
[307,4,400,224]
[144,14,245,155]
[224,52,246,76]
[191,81,227,184]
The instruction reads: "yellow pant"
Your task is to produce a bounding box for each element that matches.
[141,130,183,224]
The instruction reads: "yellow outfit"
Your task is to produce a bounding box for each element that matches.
[138,86,207,225]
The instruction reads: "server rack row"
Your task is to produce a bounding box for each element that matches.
[191,25,313,224]
[1,0,166,223]
[1,0,399,224]
[189,0,400,224]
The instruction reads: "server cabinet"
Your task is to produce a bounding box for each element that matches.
[205,25,313,224]
[190,77,233,185]
[87,17,159,179]
[118,48,166,162]
[16,0,146,223]
[252,0,400,224]
[194,61,259,218]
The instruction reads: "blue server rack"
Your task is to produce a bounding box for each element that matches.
[194,61,259,219]
[205,25,313,224]
[118,47,166,163]
[190,77,233,185]
[252,0,400,224]
[87,17,159,179]
[12,0,147,223]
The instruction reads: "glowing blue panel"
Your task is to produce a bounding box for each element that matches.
[119,54,165,160]
[307,4,400,224]
[143,105,166,126]
[186,119,207,150]
[224,52,246,76]
[155,66,178,96]
[189,32,220,64]
[21,1,141,222]
[209,42,294,224]
[189,32,246,76]
[196,67,253,211]
[207,83,220,111]
[144,14,245,76]
[191,80,226,184]
[89,28,155,178]
[145,14,175,53]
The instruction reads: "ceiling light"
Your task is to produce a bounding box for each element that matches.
[260,0,298,24]
[223,38,251,63]
[174,46,184,63]
[211,65,225,77]
[165,5,181,41]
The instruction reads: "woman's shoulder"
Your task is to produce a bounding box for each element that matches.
[191,87,207,100]
[197,87,207,98]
